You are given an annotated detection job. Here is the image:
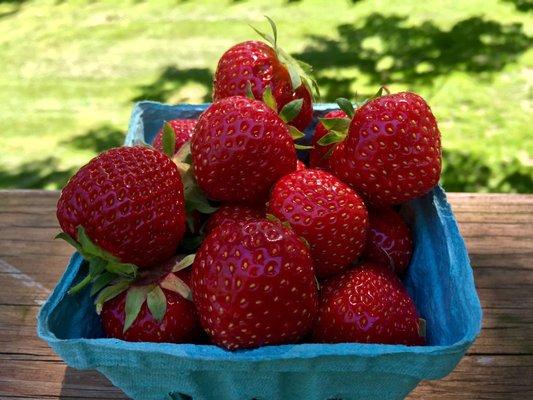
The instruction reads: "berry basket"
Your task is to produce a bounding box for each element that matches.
[38,101,482,400]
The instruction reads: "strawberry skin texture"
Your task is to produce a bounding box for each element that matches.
[268,169,368,279]
[152,119,197,155]
[213,41,313,131]
[101,269,202,343]
[363,207,413,276]
[330,92,441,206]
[309,109,348,169]
[191,220,318,350]
[57,146,186,268]
[296,160,306,171]
[191,96,297,203]
[312,263,425,345]
[204,203,265,235]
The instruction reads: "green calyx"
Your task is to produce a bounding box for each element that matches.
[171,141,218,226]
[279,98,303,124]
[162,121,176,158]
[56,226,138,295]
[262,85,277,111]
[251,16,320,101]
[97,254,196,334]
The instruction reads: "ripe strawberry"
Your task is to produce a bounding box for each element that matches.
[268,169,368,279]
[57,146,186,270]
[191,220,318,350]
[191,96,296,203]
[330,92,441,205]
[152,119,196,155]
[296,159,306,171]
[101,257,202,343]
[204,203,265,235]
[309,109,348,169]
[363,207,413,276]
[213,40,313,131]
[312,263,425,345]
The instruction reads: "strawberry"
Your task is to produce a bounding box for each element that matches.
[268,169,368,279]
[309,109,348,169]
[100,256,202,343]
[191,96,297,203]
[56,146,186,291]
[296,159,306,171]
[204,203,265,235]
[330,91,441,206]
[312,263,425,345]
[213,18,317,131]
[363,207,413,276]
[152,119,196,156]
[191,219,318,350]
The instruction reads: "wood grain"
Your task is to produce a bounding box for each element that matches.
[0,190,532,399]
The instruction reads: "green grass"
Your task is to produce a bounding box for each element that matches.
[0,0,531,192]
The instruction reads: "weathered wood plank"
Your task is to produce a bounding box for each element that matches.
[409,355,533,399]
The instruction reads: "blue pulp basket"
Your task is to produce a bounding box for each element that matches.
[37,102,482,400]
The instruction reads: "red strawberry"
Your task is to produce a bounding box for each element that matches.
[191,96,296,203]
[213,40,313,131]
[330,92,441,206]
[363,207,413,276]
[204,203,265,235]
[191,219,318,350]
[152,119,196,155]
[101,257,202,343]
[312,263,425,345]
[57,146,186,270]
[296,159,306,171]
[268,169,368,279]
[309,109,348,169]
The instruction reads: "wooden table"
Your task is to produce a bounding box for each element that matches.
[0,190,531,399]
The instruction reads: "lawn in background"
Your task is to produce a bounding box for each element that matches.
[0,0,531,192]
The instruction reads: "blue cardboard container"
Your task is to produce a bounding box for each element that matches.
[38,102,482,400]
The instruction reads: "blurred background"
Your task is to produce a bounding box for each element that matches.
[0,0,531,192]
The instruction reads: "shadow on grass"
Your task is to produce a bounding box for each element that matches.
[0,0,28,19]
[61,124,124,153]
[131,66,212,103]
[295,14,531,99]
[0,157,77,189]
[0,124,125,189]
[501,0,533,12]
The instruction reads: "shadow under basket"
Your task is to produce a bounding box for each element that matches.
[38,102,482,400]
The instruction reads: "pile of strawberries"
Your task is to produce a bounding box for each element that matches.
[56,19,440,350]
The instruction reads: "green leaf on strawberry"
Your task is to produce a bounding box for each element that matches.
[162,121,177,158]
[318,117,351,132]
[289,126,305,140]
[94,280,130,314]
[279,98,303,123]
[250,17,319,100]
[172,253,195,273]
[57,226,138,295]
[335,98,355,118]
[295,144,314,150]
[245,81,255,100]
[160,273,192,301]
[262,85,278,111]
[147,285,167,322]
[124,286,151,333]
[317,131,346,146]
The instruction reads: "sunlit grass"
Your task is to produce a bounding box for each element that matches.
[0,0,531,191]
